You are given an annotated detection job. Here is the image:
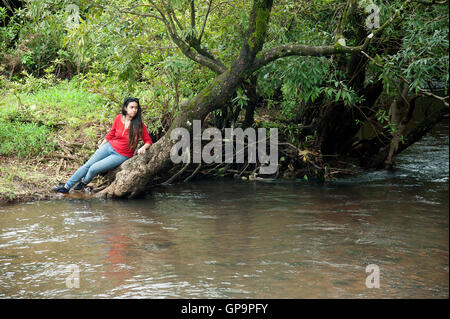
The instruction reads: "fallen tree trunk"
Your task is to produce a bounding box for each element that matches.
[352,103,448,169]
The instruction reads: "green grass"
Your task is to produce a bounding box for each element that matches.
[0,79,114,128]
[0,77,118,158]
[22,81,112,124]
[0,121,56,157]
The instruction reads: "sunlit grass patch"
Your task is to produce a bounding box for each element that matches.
[0,121,56,158]
[0,78,114,128]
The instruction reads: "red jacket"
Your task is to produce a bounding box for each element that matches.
[105,114,152,157]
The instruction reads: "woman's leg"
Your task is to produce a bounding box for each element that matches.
[64,143,112,189]
[83,153,129,184]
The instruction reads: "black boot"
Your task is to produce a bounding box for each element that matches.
[52,183,70,193]
[73,180,87,191]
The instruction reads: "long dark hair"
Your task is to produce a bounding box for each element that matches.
[121,97,143,151]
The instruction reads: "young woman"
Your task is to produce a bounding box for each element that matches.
[52,97,152,193]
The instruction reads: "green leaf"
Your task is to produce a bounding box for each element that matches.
[335,90,341,102]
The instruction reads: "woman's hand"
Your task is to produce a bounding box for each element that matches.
[137,143,151,155]
[98,138,107,149]
[137,147,146,155]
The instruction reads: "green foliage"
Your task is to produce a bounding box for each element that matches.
[22,79,111,125]
[0,76,112,127]
[0,7,21,52]
[0,0,82,78]
[255,1,370,120]
[257,55,364,121]
[374,3,448,95]
[0,120,56,157]
[232,87,250,109]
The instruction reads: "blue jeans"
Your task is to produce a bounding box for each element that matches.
[65,142,129,189]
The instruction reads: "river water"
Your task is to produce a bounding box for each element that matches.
[0,121,448,298]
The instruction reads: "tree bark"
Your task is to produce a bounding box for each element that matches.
[243,75,259,128]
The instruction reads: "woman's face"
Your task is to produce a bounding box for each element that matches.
[125,102,139,118]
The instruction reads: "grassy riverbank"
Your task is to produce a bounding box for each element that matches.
[0,77,122,205]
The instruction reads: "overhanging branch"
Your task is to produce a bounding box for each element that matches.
[250,0,414,73]
[190,0,196,30]
[198,0,213,43]
[413,0,448,4]
[147,0,227,74]
[360,51,449,107]
[250,43,361,73]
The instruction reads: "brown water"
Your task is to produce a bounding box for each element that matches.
[0,122,448,298]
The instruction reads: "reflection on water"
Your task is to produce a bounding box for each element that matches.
[0,122,448,298]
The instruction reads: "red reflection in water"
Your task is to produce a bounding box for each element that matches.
[101,228,133,290]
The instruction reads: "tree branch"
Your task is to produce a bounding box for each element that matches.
[413,0,448,4]
[397,106,448,154]
[251,0,414,73]
[334,0,357,43]
[117,9,164,21]
[250,43,360,73]
[146,1,175,34]
[160,0,180,34]
[147,0,227,74]
[190,0,196,30]
[173,36,227,74]
[361,51,449,107]
[234,0,274,68]
[198,0,213,43]
[88,3,164,21]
